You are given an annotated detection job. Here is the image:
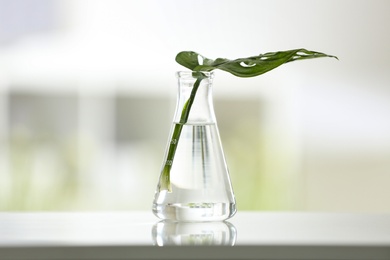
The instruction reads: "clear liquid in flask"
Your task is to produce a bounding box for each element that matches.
[153,123,236,222]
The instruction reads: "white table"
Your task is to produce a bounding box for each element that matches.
[0,212,389,259]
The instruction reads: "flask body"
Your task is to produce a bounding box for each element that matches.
[153,72,236,222]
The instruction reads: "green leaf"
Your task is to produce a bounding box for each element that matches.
[176,49,338,77]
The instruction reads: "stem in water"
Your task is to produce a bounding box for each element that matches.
[159,73,206,191]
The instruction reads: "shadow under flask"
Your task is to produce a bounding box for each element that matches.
[152,71,236,221]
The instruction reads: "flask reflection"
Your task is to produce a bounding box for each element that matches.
[152,221,236,246]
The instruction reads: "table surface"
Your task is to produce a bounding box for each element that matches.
[0,211,389,259]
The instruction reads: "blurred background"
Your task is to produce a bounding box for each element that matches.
[0,0,389,212]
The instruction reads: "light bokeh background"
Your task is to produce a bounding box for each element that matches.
[0,0,389,212]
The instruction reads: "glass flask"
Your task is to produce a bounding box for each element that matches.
[152,71,236,221]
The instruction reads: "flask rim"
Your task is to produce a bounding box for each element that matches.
[176,71,214,79]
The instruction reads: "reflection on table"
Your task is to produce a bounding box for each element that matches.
[152,221,236,246]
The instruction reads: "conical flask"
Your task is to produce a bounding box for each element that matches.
[153,71,236,222]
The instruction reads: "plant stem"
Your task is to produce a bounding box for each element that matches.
[159,74,206,191]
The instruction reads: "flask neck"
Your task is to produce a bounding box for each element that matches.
[174,72,216,124]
